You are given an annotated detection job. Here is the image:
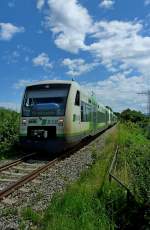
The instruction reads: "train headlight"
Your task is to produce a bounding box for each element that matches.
[22,119,27,125]
[57,118,64,126]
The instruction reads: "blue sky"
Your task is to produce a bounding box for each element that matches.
[0,0,150,112]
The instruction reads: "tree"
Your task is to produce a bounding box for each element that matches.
[120,109,145,123]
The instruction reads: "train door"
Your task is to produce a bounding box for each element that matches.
[93,105,97,131]
[74,90,81,133]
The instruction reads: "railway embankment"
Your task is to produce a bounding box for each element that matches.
[0,126,116,229]
[0,122,149,229]
[19,123,149,230]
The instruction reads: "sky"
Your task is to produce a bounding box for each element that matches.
[0,0,150,113]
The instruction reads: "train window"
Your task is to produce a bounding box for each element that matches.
[97,111,106,123]
[75,90,80,106]
[22,84,70,117]
[81,101,91,122]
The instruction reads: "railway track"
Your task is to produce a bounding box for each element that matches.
[0,154,59,201]
[0,153,36,173]
[0,145,86,201]
[0,125,114,202]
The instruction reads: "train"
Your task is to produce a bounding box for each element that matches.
[20,80,117,153]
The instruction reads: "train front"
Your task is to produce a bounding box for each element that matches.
[20,82,71,153]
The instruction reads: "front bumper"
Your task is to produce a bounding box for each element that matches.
[20,136,71,153]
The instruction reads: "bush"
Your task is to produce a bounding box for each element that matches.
[120,109,146,123]
[118,123,150,204]
[0,108,20,158]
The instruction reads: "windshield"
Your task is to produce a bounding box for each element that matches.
[22,84,70,117]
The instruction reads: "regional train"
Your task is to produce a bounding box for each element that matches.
[20,80,117,152]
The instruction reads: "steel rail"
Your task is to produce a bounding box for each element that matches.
[0,153,36,173]
[0,158,58,201]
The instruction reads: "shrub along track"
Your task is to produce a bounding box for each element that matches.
[0,125,116,229]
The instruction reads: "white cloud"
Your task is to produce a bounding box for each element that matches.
[32,52,52,70]
[62,58,98,76]
[99,0,115,9]
[88,20,150,82]
[0,23,24,41]
[38,2,150,112]
[39,2,150,83]
[41,2,150,81]
[37,0,45,10]
[92,20,142,39]
[44,0,92,53]
[84,73,148,113]
[145,0,150,6]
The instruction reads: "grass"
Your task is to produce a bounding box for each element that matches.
[116,123,150,204]
[109,122,150,229]
[21,207,42,224]
[43,130,117,230]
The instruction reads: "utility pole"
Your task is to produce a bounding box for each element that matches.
[137,90,150,117]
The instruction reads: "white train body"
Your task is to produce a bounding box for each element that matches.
[20,80,117,152]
